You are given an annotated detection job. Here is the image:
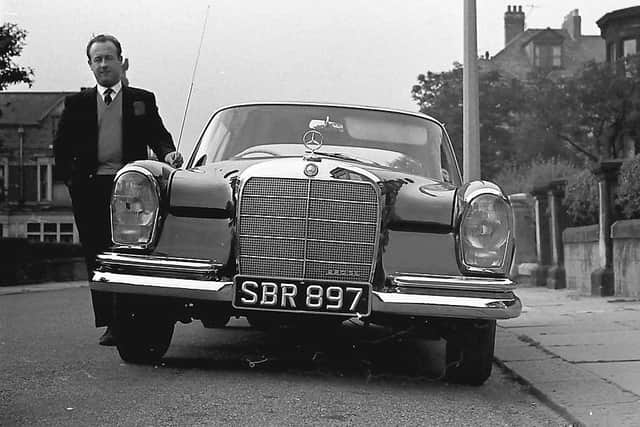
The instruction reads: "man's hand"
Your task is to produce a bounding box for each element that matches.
[164,151,184,168]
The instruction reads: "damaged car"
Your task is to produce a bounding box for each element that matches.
[91,102,521,385]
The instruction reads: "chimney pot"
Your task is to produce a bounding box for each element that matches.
[505,5,525,46]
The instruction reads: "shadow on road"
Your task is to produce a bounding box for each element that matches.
[160,320,448,384]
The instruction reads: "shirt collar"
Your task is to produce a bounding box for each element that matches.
[97,81,122,100]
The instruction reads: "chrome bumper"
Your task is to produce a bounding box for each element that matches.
[91,269,521,320]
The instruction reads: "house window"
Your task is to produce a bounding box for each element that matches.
[623,39,637,57]
[534,44,562,68]
[26,222,75,242]
[37,158,53,202]
[552,46,562,67]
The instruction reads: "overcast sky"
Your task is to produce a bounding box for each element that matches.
[2,0,638,154]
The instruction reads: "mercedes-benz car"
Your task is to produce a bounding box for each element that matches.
[91,103,521,385]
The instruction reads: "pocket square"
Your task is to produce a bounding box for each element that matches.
[133,101,146,116]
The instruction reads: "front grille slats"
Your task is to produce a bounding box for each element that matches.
[238,177,379,283]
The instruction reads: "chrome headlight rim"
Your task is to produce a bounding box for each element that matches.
[456,190,515,276]
[110,165,161,250]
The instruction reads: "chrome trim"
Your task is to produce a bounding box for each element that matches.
[240,255,371,266]
[89,271,520,320]
[110,165,161,250]
[391,274,516,291]
[371,290,521,320]
[236,161,382,284]
[302,129,324,152]
[97,252,221,273]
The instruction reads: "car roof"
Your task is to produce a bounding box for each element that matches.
[210,101,445,126]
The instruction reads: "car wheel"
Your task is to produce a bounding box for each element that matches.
[114,306,175,364]
[444,320,496,386]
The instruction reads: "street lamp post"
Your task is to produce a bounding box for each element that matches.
[463,0,481,181]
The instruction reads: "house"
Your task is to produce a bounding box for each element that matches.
[483,6,605,80]
[0,91,79,242]
[597,6,640,73]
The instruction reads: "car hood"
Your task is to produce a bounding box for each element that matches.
[170,158,456,230]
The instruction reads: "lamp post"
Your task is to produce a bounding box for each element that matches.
[463,0,481,181]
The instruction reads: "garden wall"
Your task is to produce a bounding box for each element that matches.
[562,225,599,295]
[611,219,640,298]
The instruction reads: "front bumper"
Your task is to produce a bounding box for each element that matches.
[91,253,521,320]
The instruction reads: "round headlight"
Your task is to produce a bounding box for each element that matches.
[110,171,159,246]
[459,194,513,270]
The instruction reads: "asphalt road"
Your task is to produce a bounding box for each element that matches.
[1,288,567,426]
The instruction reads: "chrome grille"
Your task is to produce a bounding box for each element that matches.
[238,177,379,283]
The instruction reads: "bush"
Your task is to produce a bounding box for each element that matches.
[563,169,599,226]
[617,155,640,219]
[492,157,579,195]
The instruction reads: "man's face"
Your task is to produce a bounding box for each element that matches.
[88,41,123,87]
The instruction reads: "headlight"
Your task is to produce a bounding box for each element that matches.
[110,170,159,247]
[459,194,513,273]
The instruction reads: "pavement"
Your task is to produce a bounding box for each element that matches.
[496,285,640,426]
[2,280,640,426]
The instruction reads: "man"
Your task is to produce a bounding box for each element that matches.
[54,34,183,346]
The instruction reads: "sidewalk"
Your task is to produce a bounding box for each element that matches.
[0,280,87,296]
[497,286,640,426]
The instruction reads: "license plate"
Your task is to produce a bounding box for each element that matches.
[233,276,371,316]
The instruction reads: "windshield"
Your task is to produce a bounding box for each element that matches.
[188,104,460,183]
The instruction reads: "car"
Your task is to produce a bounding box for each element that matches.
[91,102,521,385]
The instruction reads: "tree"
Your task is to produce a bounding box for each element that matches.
[527,59,640,162]
[412,63,528,179]
[0,23,34,90]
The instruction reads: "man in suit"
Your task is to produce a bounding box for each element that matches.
[54,34,183,346]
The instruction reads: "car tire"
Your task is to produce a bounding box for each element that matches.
[444,320,496,386]
[114,306,175,364]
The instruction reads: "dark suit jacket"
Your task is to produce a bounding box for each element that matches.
[54,85,176,183]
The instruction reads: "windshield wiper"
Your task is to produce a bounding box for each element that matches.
[313,151,384,168]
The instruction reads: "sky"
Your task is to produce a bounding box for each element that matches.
[2,0,639,155]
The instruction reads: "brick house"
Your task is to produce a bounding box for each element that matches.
[0,91,79,242]
[483,6,605,80]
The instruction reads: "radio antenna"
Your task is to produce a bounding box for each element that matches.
[177,4,210,151]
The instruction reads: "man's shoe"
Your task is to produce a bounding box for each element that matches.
[99,327,117,346]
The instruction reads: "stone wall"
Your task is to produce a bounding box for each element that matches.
[563,225,599,295]
[611,219,640,298]
[509,193,537,267]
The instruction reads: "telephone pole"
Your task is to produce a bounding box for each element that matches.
[463,0,481,181]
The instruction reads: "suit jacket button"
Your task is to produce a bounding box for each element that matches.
[89,173,94,179]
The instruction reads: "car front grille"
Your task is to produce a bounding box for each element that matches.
[238,177,379,283]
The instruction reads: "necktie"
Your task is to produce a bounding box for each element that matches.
[104,88,113,105]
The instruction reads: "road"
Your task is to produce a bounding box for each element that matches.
[1,287,566,426]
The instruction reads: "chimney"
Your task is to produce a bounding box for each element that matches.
[505,5,525,46]
[562,9,581,40]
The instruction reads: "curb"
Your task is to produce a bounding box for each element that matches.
[0,281,87,296]
[493,341,584,426]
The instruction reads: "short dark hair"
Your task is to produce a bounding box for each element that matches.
[86,34,122,60]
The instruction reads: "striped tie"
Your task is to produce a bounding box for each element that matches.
[104,88,113,105]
